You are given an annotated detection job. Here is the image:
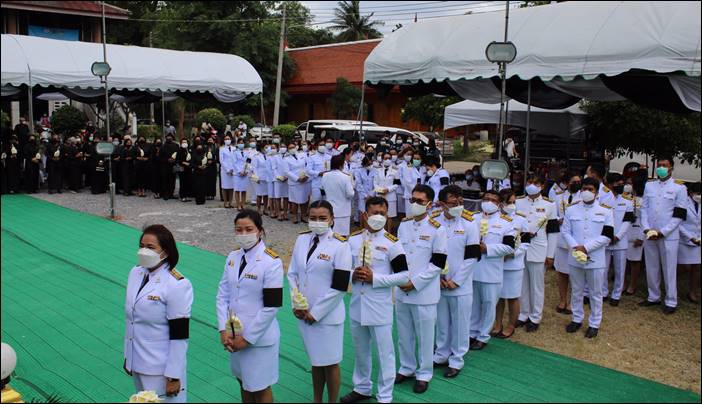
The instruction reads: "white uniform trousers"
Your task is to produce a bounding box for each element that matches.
[643,238,679,307]
[570,266,604,329]
[396,301,437,382]
[518,261,545,324]
[470,282,500,343]
[350,320,395,404]
[333,216,351,237]
[603,249,627,300]
[435,294,472,369]
[311,184,323,203]
[133,372,187,403]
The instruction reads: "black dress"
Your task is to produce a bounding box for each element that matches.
[23,142,40,193]
[159,141,178,200]
[46,142,64,192]
[206,144,218,199]
[120,145,135,195]
[4,143,21,193]
[176,147,193,200]
[112,145,123,193]
[67,144,84,192]
[91,154,107,194]
[192,148,208,205]
[149,143,162,195]
[134,144,149,190]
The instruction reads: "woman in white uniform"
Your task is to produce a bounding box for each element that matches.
[232,140,250,210]
[287,200,352,403]
[624,176,645,296]
[216,210,283,403]
[252,144,271,216]
[553,175,581,314]
[374,153,400,225]
[265,146,277,218]
[219,134,235,209]
[272,145,289,221]
[678,182,701,303]
[284,142,310,224]
[354,157,375,229]
[124,225,192,403]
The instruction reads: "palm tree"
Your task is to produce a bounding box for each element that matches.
[330,1,383,42]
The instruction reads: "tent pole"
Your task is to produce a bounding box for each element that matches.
[524,80,532,187]
[260,92,266,127]
[27,85,34,135]
[272,3,286,127]
[357,81,365,143]
[161,92,166,141]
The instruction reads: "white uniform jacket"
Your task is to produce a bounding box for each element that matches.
[433,210,481,296]
[515,195,559,262]
[473,212,516,284]
[641,178,688,241]
[562,201,615,269]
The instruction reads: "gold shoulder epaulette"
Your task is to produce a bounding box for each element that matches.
[350,229,364,237]
[334,233,348,242]
[461,210,474,221]
[675,179,685,185]
[555,190,564,195]
[600,203,612,209]
[622,194,633,201]
[402,217,413,222]
[428,218,441,228]
[516,212,527,218]
[430,210,442,218]
[299,229,312,234]
[501,214,513,222]
[265,248,279,259]
[602,186,610,193]
[384,232,398,242]
[542,196,553,202]
[169,268,184,281]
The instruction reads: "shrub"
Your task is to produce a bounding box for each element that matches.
[231,114,256,130]
[194,108,226,134]
[50,105,86,136]
[272,124,297,144]
[137,124,162,141]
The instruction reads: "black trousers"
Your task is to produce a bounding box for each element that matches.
[160,163,175,199]
[194,170,207,204]
[47,159,63,191]
[24,162,39,193]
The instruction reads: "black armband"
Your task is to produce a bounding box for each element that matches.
[430,253,447,269]
[331,269,351,292]
[623,211,635,222]
[502,235,516,249]
[601,225,614,241]
[520,232,532,243]
[440,177,449,186]
[393,178,402,186]
[390,254,408,273]
[464,244,481,259]
[246,158,252,163]
[673,207,687,220]
[168,318,190,340]
[546,219,560,233]
[263,288,283,307]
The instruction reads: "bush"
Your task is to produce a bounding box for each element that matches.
[97,114,125,138]
[272,124,297,144]
[1,110,9,128]
[231,114,256,130]
[194,108,226,134]
[137,124,162,141]
[50,105,86,136]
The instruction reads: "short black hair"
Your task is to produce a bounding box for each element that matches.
[527,174,544,185]
[656,155,675,167]
[606,172,623,184]
[365,196,388,210]
[140,224,179,269]
[235,209,264,233]
[483,189,502,202]
[331,153,345,170]
[412,184,435,202]
[310,199,334,217]
[438,185,463,202]
[588,163,606,179]
[425,156,440,168]
[582,177,600,190]
[499,188,515,203]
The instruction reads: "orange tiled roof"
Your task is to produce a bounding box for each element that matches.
[1,1,130,19]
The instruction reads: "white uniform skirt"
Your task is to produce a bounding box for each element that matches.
[221,169,235,190]
[267,181,275,197]
[554,247,570,275]
[298,322,344,367]
[678,243,701,265]
[288,182,310,204]
[501,269,524,299]
[233,174,249,192]
[397,197,405,214]
[333,216,351,237]
[273,181,288,199]
[255,180,269,196]
[230,343,279,392]
[627,241,643,262]
[384,195,397,218]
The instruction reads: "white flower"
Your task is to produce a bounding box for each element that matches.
[227,311,244,336]
[646,230,659,239]
[441,263,449,276]
[54,149,60,158]
[360,239,373,265]
[207,151,213,160]
[480,218,489,238]
[185,152,191,162]
[170,152,177,160]
[291,288,309,310]
[139,148,145,157]
[35,153,41,160]
[10,145,17,155]
[572,250,588,264]
[251,174,260,183]
[128,390,161,403]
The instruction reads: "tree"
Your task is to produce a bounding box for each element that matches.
[50,105,87,136]
[194,108,227,135]
[330,1,383,42]
[328,78,364,119]
[581,101,701,165]
[401,95,461,131]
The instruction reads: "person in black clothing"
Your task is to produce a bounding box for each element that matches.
[150,138,162,198]
[425,138,442,162]
[206,136,218,200]
[90,137,107,194]
[4,136,21,194]
[46,135,64,194]
[111,136,123,194]
[13,117,30,150]
[134,136,149,197]
[23,135,40,193]
[176,138,192,202]
[159,134,178,200]
[120,138,135,196]
[192,142,208,205]
[69,137,85,192]
[82,134,94,187]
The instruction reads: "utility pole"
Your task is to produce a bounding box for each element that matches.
[272,3,286,127]
[102,1,115,219]
[149,31,155,124]
[497,0,510,160]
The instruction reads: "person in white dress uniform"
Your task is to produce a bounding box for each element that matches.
[124,225,192,403]
[678,182,700,303]
[602,173,635,306]
[486,178,512,191]
[423,157,450,203]
[321,154,355,237]
[219,135,236,209]
[354,157,376,228]
[374,154,400,221]
[492,189,531,339]
[252,145,271,216]
[307,143,331,202]
[561,177,614,338]
[553,175,581,315]
[515,175,559,332]
[232,141,250,210]
[284,143,311,224]
[340,197,410,404]
[624,179,645,295]
[288,201,352,403]
[395,151,409,218]
[271,145,289,221]
[639,157,688,314]
[264,146,277,216]
[469,190,515,350]
[246,142,259,206]
[585,163,616,207]
[432,186,481,378]
[400,152,425,212]
[395,185,448,394]
[216,210,283,402]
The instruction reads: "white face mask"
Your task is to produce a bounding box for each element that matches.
[234,233,259,250]
[383,160,392,167]
[377,156,383,162]
[308,221,330,235]
[181,143,188,149]
[448,205,464,218]
[581,190,596,203]
[410,202,428,217]
[623,184,633,194]
[367,214,387,231]
[427,169,435,177]
[325,143,333,150]
[693,195,701,204]
[137,248,165,269]
[280,147,288,153]
[290,147,298,153]
[391,155,397,162]
[404,155,412,162]
[503,203,517,215]
[224,139,232,146]
[481,201,499,214]
[525,184,541,196]
[302,145,309,152]
[318,146,326,153]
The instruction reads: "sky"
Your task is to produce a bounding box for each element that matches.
[299,1,518,35]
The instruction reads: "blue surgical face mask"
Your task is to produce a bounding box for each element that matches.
[656,166,669,179]
[412,159,421,167]
[237,144,244,150]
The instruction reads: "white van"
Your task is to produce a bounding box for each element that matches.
[296,120,377,141]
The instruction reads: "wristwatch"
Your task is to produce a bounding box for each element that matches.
[167,377,180,383]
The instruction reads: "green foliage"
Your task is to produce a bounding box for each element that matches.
[50,105,86,136]
[272,124,297,143]
[231,114,256,129]
[581,100,701,165]
[137,124,161,140]
[329,77,364,119]
[447,139,494,162]
[195,108,226,134]
[1,110,10,128]
[97,113,125,137]
[401,95,461,131]
[330,1,383,42]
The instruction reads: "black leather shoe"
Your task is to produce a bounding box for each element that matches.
[526,321,540,333]
[565,321,582,333]
[585,327,599,338]
[662,305,676,315]
[602,296,609,303]
[470,340,487,350]
[340,391,373,403]
[515,319,527,328]
[469,337,477,345]
[395,373,414,385]
[444,368,461,378]
[413,380,429,394]
[433,361,448,368]
[638,300,661,307]
[609,299,620,307]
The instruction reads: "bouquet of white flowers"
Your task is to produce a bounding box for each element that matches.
[572,250,588,264]
[646,230,660,239]
[226,310,244,338]
[291,287,309,310]
[128,390,160,403]
[479,218,489,238]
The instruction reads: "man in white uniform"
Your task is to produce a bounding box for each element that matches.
[321,154,355,237]
[602,173,634,306]
[423,158,450,203]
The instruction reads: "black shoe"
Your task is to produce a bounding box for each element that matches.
[609,299,620,307]
[340,391,373,403]
[433,361,448,368]
[602,296,609,303]
[583,297,590,306]
[413,380,429,394]
[469,337,477,345]
[395,373,414,385]
[565,322,582,333]
[638,300,661,307]
[585,327,599,339]
[556,306,573,315]
[662,305,676,315]
[515,319,527,328]
[526,321,540,333]
[444,368,461,378]
[470,340,487,350]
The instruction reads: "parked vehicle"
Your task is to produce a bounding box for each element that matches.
[296,120,377,141]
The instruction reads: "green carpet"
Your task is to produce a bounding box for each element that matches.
[1,194,699,403]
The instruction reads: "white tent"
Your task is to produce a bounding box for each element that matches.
[444,99,587,137]
[364,1,701,111]
[1,34,262,101]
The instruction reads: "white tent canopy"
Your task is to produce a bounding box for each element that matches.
[444,99,587,137]
[1,34,262,101]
